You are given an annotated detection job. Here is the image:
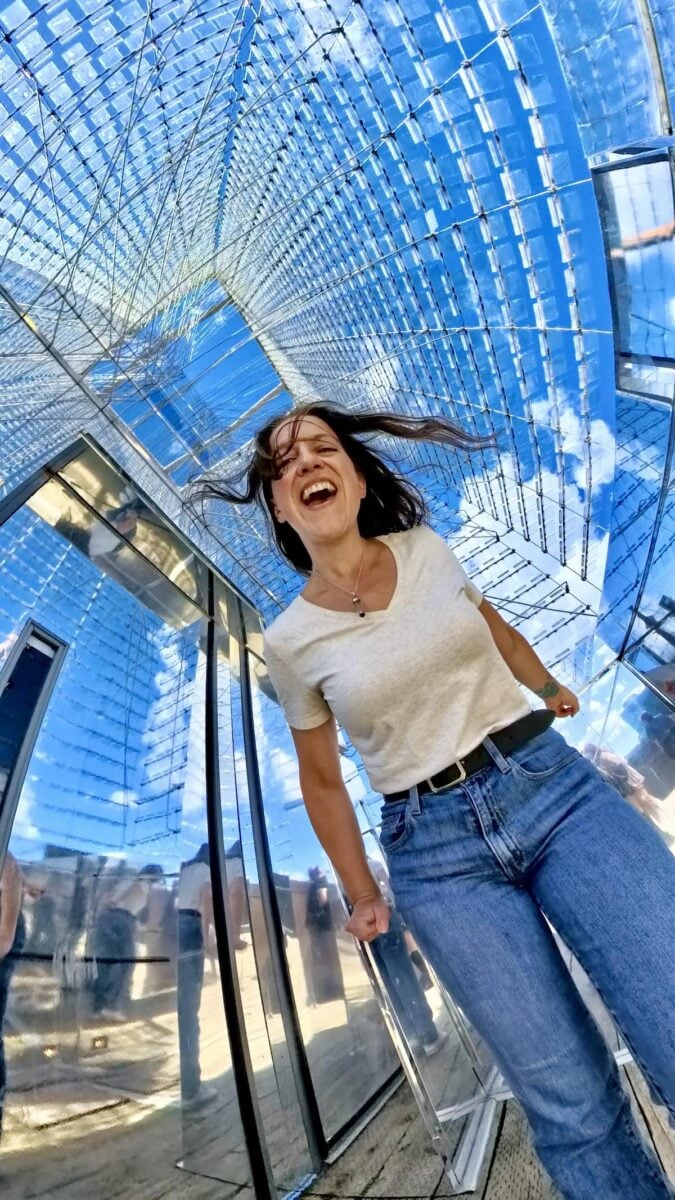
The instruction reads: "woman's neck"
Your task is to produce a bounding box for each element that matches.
[307,531,368,584]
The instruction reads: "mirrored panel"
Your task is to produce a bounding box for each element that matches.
[246,651,399,1143]
[595,152,675,402]
[624,449,675,705]
[58,444,210,611]
[201,583,314,1192]
[0,498,255,1198]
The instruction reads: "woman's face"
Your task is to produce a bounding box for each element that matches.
[269,415,366,549]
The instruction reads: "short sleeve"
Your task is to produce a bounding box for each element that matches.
[424,526,483,606]
[263,637,332,730]
[460,571,483,607]
[446,543,483,606]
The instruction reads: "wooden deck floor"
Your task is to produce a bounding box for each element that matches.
[3,1061,670,1200]
[305,1065,674,1199]
[2,937,673,1199]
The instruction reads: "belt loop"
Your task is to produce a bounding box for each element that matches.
[482,735,511,774]
[409,783,421,816]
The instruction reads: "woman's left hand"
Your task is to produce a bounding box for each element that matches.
[545,684,579,718]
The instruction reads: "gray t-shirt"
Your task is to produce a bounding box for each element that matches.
[263,524,530,794]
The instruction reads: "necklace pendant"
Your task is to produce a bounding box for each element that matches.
[352,594,366,618]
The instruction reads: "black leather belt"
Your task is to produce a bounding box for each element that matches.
[383,709,555,802]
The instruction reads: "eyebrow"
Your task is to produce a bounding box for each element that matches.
[275,433,338,451]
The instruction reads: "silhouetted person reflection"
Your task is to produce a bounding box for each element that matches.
[584,744,675,849]
[0,852,25,1141]
[367,858,447,1056]
[225,840,248,950]
[177,843,215,1108]
[305,867,344,1003]
[143,871,176,995]
[92,864,163,1021]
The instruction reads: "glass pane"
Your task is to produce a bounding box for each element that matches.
[245,651,399,1141]
[0,630,58,805]
[595,155,675,400]
[58,445,210,612]
[624,448,675,703]
[212,585,314,1192]
[26,476,202,630]
[577,662,675,846]
[0,502,256,1199]
[594,392,672,661]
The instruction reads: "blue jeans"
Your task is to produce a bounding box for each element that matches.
[380,727,675,1200]
[92,907,136,1014]
[177,911,205,1101]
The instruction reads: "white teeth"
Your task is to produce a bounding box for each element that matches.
[301,480,337,503]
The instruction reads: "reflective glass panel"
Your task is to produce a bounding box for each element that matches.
[208,582,314,1192]
[595,154,675,402]
[0,501,255,1198]
[246,651,399,1141]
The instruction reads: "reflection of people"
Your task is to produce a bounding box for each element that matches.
[177,844,215,1108]
[143,874,176,995]
[404,929,433,991]
[305,868,344,1004]
[0,852,26,1140]
[584,744,675,845]
[224,840,248,950]
[371,908,447,1055]
[635,711,675,799]
[92,864,163,1021]
[88,495,141,559]
[211,403,675,1200]
[367,857,446,1054]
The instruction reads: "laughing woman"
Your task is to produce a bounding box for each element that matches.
[195,404,675,1200]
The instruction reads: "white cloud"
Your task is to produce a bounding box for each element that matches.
[530,394,616,492]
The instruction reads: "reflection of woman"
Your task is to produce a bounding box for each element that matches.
[204,403,675,1200]
[0,852,25,1140]
[177,844,214,1108]
[92,865,163,1021]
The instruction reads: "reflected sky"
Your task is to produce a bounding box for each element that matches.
[1,0,622,623]
[0,1,673,866]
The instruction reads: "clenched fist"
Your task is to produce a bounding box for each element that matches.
[544,683,580,718]
[345,893,391,942]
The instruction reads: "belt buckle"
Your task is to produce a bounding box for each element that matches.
[428,759,466,792]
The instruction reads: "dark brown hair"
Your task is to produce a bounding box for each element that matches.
[190,403,495,573]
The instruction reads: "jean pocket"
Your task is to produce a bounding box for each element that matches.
[509,729,579,781]
[379,805,415,854]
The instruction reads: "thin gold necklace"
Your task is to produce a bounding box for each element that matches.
[311,543,367,617]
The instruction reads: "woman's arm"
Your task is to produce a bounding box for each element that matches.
[0,852,22,959]
[477,599,579,717]
[291,718,390,941]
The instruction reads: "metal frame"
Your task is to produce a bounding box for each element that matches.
[0,439,88,528]
[634,0,673,137]
[592,146,675,403]
[0,620,68,868]
[185,572,277,1198]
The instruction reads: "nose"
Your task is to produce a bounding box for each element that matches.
[296,445,323,472]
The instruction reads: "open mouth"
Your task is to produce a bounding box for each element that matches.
[300,480,337,508]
